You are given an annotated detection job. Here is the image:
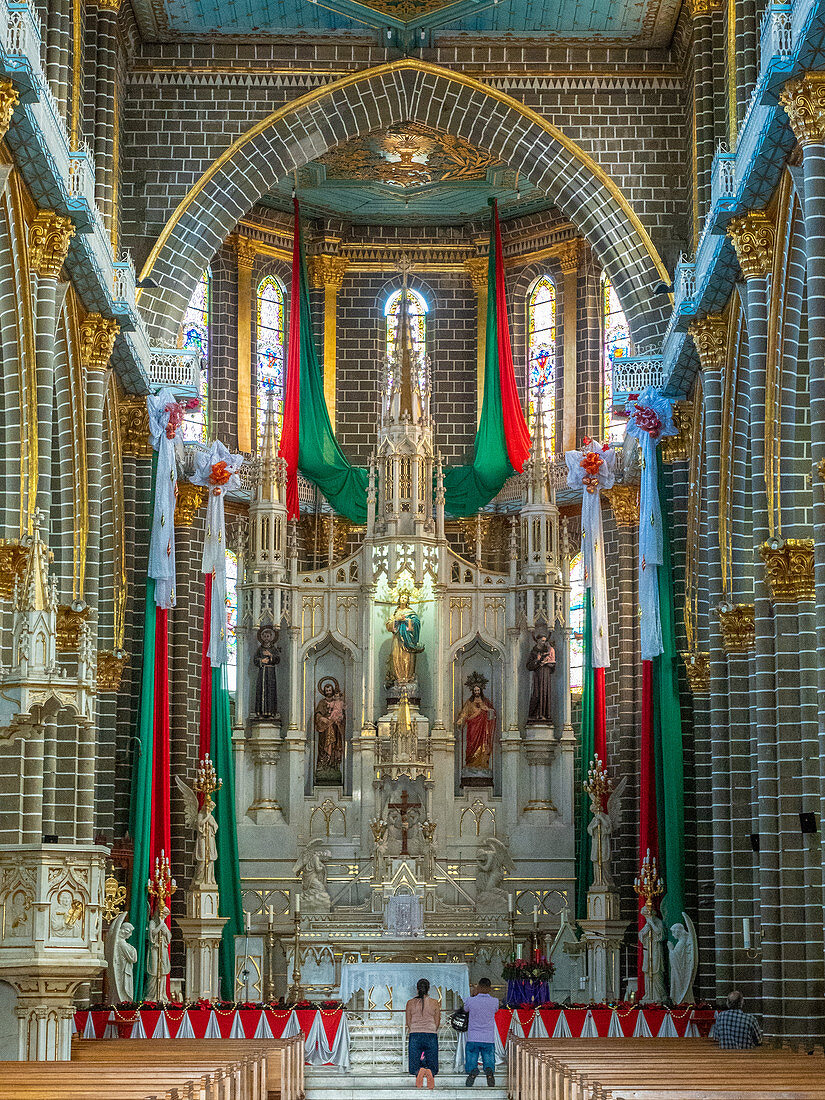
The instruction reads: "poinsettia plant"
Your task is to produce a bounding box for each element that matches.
[502,956,555,982]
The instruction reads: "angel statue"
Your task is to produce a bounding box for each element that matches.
[668,913,699,1004]
[474,836,515,913]
[638,905,666,1004]
[294,838,332,913]
[104,911,137,1003]
[175,773,218,888]
[386,590,425,686]
[147,902,172,1002]
[586,774,627,887]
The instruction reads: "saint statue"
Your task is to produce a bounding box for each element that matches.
[456,673,496,779]
[668,913,699,1004]
[104,911,137,1003]
[314,677,346,785]
[474,837,514,912]
[175,774,218,888]
[252,625,280,720]
[147,903,172,1002]
[386,592,424,685]
[526,629,556,724]
[586,774,626,888]
[294,839,332,913]
[638,906,666,1004]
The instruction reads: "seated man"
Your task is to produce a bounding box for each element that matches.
[712,990,763,1049]
[464,977,499,1088]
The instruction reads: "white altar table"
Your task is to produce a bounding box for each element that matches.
[339,962,470,1011]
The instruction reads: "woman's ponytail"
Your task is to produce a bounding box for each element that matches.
[416,977,430,1004]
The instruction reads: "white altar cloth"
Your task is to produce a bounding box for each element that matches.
[339,962,470,1010]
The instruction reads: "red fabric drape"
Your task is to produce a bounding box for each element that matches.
[593,667,606,762]
[492,203,531,472]
[279,197,302,519]
[638,658,658,992]
[198,576,213,759]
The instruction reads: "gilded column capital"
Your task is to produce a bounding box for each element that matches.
[557,240,580,275]
[687,0,723,15]
[29,211,75,279]
[759,538,814,602]
[726,211,775,280]
[174,481,205,526]
[661,401,691,463]
[688,314,727,373]
[235,234,257,270]
[604,484,639,527]
[97,650,128,692]
[0,79,19,141]
[94,0,122,9]
[718,602,755,651]
[681,651,710,693]
[463,256,487,293]
[0,539,28,599]
[80,313,120,370]
[118,394,151,458]
[309,254,349,292]
[56,604,91,651]
[779,74,825,146]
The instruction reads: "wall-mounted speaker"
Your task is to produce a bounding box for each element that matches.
[749,833,760,852]
[800,812,817,834]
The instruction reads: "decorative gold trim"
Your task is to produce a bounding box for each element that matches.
[726,210,775,280]
[464,256,487,425]
[9,174,38,531]
[718,603,755,652]
[727,0,737,146]
[765,171,792,540]
[65,289,89,601]
[718,299,742,595]
[236,235,254,454]
[463,256,486,292]
[106,373,127,650]
[94,0,121,9]
[70,0,81,148]
[0,79,19,142]
[556,239,580,275]
[111,79,119,252]
[118,393,151,458]
[138,60,670,292]
[0,540,28,599]
[759,539,815,603]
[308,254,349,292]
[780,73,825,146]
[79,313,119,370]
[29,210,75,279]
[56,603,91,651]
[683,380,703,652]
[604,485,639,527]
[681,651,710,693]
[818,457,825,482]
[687,0,723,15]
[97,649,128,691]
[660,401,690,463]
[689,314,726,373]
[174,482,205,526]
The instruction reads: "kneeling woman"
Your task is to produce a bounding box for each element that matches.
[406,978,440,1088]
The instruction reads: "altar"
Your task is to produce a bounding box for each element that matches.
[339,962,470,1012]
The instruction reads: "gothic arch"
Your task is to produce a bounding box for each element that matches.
[138,60,669,351]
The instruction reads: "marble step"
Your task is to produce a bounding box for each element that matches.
[305,1071,507,1100]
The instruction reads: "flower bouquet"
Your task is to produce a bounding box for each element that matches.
[502,957,555,1007]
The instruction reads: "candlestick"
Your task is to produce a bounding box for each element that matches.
[295,892,301,915]
[268,905,274,929]
[245,910,250,933]
[508,893,514,914]
[533,904,538,927]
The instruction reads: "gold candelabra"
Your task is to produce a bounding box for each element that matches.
[195,753,222,812]
[633,849,663,911]
[148,850,177,914]
[584,755,612,803]
[289,904,303,1003]
[266,906,276,1001]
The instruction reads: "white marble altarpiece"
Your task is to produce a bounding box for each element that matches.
[231,292,576,1000]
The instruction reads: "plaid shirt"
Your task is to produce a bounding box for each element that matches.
[712,1008,763,1049]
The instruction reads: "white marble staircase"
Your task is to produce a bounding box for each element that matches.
[305,1068,508,1100]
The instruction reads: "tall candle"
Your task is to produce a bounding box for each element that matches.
[245,911,250,933]
[268,905,274,928]
[295,893,301,915]
[508,893,514,914]
[533,905,539,927]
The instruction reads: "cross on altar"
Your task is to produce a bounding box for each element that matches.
[387,788,421,857]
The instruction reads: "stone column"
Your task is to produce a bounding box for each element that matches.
[464,256,487,425]
[235,235,256,454]
[735,0,757,131]
[91,0,119,234]
[309,250,349,430]
[45,0,72,119]
[691,0,722,226]
[558,241,579,452]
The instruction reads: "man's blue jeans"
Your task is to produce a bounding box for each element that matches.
[465,1040,495,1075]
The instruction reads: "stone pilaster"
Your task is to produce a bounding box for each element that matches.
[309,250,349,430]
[689,0,723,228]
[90,0,120,233]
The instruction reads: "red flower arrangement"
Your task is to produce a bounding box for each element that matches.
[502,956,555,982]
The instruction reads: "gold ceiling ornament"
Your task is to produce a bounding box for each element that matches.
[604,484,640,527]
[726,211,775,281]
[29,210,75,279]
[557,239,580,275]
[118,393,151,458]
[308,254,350,292]
[661,401,691,464]
[681,650,710,694]
[0,540,28,600]
[463,256,487,292]
[779,74,825,147]
[56,603,91,651]
[234,233,257,270]
[97,649,128,692]
[688,314,727,373]
[759,538,815,603]
[0,79,19,141]
[718,602,755,652]
[174,482,206,527]
[80,314,120,370]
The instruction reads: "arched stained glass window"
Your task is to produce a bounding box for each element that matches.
[385,287,427,361]
[569,551,585,695]
[256,275,286,450]
[225,548,238,695]
[602,275,631,443]
[527,275,557,457]
[177,268,209,442]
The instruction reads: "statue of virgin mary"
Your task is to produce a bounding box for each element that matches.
[386,592,425,685]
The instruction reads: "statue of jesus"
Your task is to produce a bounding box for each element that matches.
[386,592,424,685]
[456,674,496,777]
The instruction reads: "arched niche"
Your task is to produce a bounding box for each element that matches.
[303,635,355,795]
[451,636,503,796]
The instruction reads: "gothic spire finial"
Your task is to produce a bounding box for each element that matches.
[529,387,552,504]
[258,389,281,503]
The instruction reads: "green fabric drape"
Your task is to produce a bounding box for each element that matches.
[574,601,596,920]
[210,665,244,998]
[652,459,686,928]
[443,221,516,516]
[127,455,158,999]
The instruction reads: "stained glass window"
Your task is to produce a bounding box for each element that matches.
[385,287,427,361]
[527,275,557,457]
[177,268,210,442]
[602,275,631,443]
[569,551,585,694]
[256,275,286,450]
[225,548,238,694]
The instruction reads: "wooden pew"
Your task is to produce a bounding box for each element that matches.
[72,1034,305,1100]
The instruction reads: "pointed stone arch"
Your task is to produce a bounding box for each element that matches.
[138,60,670,351]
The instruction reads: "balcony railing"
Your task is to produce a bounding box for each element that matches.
[149,347,202,391]
[612,356,664,395]
[711,144,736,208]
[68,144,95,207]
[113,251,136,305]
[674,254,696,307]
[760,3,793,79]
[6,2,40,62]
